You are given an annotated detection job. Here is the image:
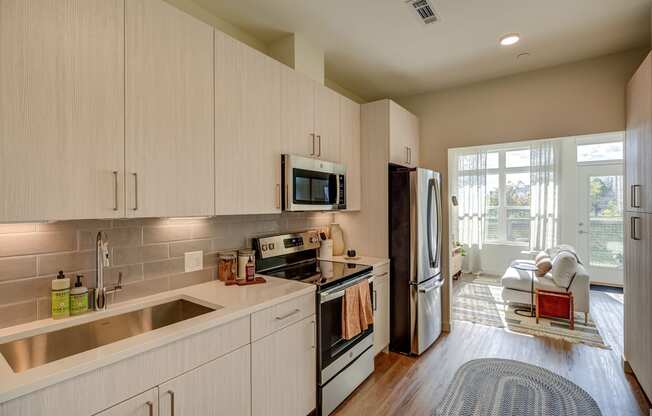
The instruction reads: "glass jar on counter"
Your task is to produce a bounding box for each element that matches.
[217,251,237,282]
[238,249,256,281]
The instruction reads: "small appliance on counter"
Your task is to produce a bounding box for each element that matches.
[389,166,444,355]
[282,154,346,211]
[252,231,374,415]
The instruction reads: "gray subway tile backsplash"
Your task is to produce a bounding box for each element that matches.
[0,212,333,329]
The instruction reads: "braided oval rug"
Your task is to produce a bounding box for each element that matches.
[434,359,602,416]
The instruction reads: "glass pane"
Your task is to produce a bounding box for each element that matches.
[505,173,530,207]
[487,152,499,169]
[486,174,499,207]
[588,175,623,268]
[507,220,530,242]
[577,142,623,162]
[506,149,530,168]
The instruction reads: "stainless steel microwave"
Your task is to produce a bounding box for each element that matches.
[282,154,346,211]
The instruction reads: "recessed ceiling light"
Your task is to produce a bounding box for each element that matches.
[499,33,520,46]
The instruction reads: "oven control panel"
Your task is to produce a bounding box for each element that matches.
[253,231,321,259]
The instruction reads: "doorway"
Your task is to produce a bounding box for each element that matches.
[577,164,624,286]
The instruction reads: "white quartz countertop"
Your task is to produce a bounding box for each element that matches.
[0,276,315,404]
[322,255,390,268]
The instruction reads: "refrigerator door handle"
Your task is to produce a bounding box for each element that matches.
[427,178,437,268]
[434,177,442,271]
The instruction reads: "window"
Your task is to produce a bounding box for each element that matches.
[457,148,531,244]
[577,141,623,163]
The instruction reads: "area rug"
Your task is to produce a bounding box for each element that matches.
[434,359,602,416]
[452,275,609,349]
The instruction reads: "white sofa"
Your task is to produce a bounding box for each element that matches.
[501,247,590,322]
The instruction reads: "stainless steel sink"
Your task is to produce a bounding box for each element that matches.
[0,298,218,373]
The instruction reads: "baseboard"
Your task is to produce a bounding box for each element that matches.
[623,355,634,374]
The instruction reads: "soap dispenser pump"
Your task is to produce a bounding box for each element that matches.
[51,270,70,319]
[70,274,89,316]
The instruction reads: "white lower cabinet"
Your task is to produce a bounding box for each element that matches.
[373,264,390,355]
[159,345,251,416]
[252,315,317,416]
[94,388,158,416]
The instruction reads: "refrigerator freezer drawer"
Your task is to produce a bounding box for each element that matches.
[412,277,443,355]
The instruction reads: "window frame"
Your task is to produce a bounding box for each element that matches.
[457,147,532,245]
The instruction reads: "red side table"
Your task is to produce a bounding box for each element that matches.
[535,289,574,330]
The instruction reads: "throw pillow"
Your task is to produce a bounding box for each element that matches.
[551,252,578,288]
[534,251,548,263]
[535,256,552,277]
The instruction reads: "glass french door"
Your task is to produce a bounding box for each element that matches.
[577,164,624,286]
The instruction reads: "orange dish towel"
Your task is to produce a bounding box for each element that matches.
[341,281,374,340]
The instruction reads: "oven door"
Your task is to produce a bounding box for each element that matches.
[318,273,374,385]
[283,154,346,211]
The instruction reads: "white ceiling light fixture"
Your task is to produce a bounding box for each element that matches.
[499,33,521,46]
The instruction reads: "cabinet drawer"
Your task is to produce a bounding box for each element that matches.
[251,293,315,341]
[373,263,389,279]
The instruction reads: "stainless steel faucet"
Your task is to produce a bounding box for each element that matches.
[93,231,122,311]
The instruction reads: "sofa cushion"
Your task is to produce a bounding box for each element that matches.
[551,252,577,288]
[501,267,565,294]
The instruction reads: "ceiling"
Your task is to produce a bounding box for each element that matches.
[194,0,651,100]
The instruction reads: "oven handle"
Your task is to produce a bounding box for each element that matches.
[320,274,374,304]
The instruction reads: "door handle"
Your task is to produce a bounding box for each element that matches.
[112,171,119,211]
[146,401,154,416]
[310,133,316,156]
[317,135,322,157]
[405,146,410,164]
[631,217,641,241]
[132,173,138,211]
[275,308,300,321]
[311,320,316,349]
[631,185,641,208]
[167,390,175,416]
[372,289,377,311]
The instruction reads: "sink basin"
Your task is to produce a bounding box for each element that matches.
[0,298,218,373]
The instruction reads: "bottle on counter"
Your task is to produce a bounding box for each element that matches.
[51,270,70,319]
[245,251,256,281]
[238,249,255,281]
[70,274,89,316]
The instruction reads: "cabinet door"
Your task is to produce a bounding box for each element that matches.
[94,388,158,416]
[624,213,652,397]
[159,345,251,416]
[315,85,341,162]
[125,0,214,218]
[625,53,652,213]
[215,31,282,215]
[389,101,419,168]
[0,0,125,221]
[281,67,317,157]
[340,96,362,211]
[373,270,390,355]
[252,316,317,416]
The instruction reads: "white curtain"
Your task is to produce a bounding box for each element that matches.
[456,150,487,273]
[529,140,560,251]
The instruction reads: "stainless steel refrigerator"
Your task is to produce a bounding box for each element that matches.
[389,166,444,355]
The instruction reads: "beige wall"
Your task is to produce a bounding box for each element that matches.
[396,48,648,328]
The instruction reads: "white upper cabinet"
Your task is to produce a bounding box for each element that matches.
[0,0,125,222]
[389,101,419,168]
[340,96,362,211]
[215,31,283,215]
[125,0,214,218]
[315,84,342,163]
[281,67,317,157]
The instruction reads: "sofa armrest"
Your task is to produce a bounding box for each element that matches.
[568,268,590,314]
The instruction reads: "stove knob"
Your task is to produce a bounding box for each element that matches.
[261,244,268,252]
[310,236,318,244]
[269,243,275,250]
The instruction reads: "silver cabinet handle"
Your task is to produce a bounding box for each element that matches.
[405,146,410,164]
[311,320,316,349]
[167,390,175,416]
[631,185,641,208]
[275,308,300,321]
[372,289,377,311]
[275,184,280,209]
[631,216,642,241]
[317,135,322,157]
[285,183,289,209]
[374,272,389,278]
[408,147,412,165]
[132,173,138,211]
[310,133,316,156]
[112,171,119,211]
[146,401,154,416]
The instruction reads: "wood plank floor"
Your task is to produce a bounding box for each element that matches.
[333,288,651,416]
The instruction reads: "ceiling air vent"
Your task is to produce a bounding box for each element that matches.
[406,0,438,24]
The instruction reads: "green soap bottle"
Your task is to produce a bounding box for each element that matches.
[51,271,70,319]
[70,274,89,316]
